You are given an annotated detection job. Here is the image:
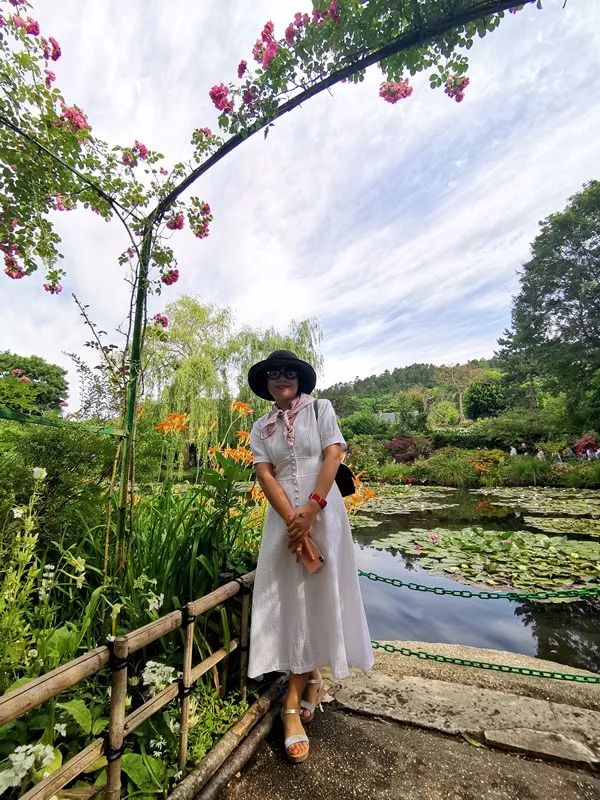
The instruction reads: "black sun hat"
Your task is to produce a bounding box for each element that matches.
[247,350,317,401]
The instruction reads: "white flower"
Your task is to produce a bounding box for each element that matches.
[27,649,39,659]
[147,592,164,614]
[75,573,85,590]
[53,723,67,737]
[32,467,47,481]
[73,557,86,572]
[12,507,25,519]
[173,770,183,782]
[43,563,56,574]
[141,660,176,696]
[150,736,167,756]
[106,634,116,642]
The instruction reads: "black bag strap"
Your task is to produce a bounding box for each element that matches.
[313,398,319,421]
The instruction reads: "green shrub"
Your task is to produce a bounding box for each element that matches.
[495,456,552,486]
[0,421,117,548]
[417,448,480,489]
[379,462,413,484]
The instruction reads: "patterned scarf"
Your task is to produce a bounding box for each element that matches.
[259,393,314,446]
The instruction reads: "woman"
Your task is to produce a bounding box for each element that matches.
[247,349,373,764]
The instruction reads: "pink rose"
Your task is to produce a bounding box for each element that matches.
[237,60,247,78]
[262,40,279,70]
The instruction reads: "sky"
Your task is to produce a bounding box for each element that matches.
[1,0,599,405]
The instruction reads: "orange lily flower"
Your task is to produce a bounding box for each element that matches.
[231,400,254,416]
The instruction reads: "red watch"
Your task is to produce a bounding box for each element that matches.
[309,492,327,510]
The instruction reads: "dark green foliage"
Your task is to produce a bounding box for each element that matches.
[464,378,507,419]
[0,352,68,412]
[341,411,391,438]
[0,422,116,547]
[322,363,437,413]
[498,181,600,420]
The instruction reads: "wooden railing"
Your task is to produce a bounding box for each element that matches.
[0,571,255,800]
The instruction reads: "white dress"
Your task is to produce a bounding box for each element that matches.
[247,398,374,679]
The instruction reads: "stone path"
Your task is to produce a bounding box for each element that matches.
[218,642,600,800]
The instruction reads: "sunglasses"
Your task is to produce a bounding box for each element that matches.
[266,368,298,381]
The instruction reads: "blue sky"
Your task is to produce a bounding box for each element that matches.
[1,0,599,402]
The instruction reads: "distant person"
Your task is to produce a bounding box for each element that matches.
[566,447,576,459]
[586,447,596,460]
[189,442,197,468]
[551,452,562,463]
[520,442,527,454]
[536,449,545,460]
[509,446,517,457]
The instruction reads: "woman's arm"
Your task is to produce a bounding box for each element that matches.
[255,462,296,523]
[285,444,343,548]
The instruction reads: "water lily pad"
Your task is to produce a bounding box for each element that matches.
[348,514,383,529]
[524,516,600,537]
[471,487,600,517]
[370,526,600,593]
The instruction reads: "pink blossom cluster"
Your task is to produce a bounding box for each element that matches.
[9,1,28,6]
[293,11,310,28]
[59,401,68,408]
[262,40,279,70]
[261,21,274,42]
[198,127,212,138]
[285,24,296,45]
[53,194,68,211]
[122,150,135,167]
[242,86,258,106]
[41,36,61,61]
[4,254,26,279]
[43,282,62,294]
[12,15,40,35]
[191,201,212,240]
[10,369,32,383]
[160,167,169,176]
[209,84,234,113]
[134,140,149,160]
[44,68,55,88]
[444,74,469,103]
[161,268,179,286]
[152,313,169,328]
[237,60,247,78]
[59,104,90,131]
[166,214,185,230]
[379,79,413,104]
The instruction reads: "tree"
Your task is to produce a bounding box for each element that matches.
[499,181,600,395]
[435,362,485,421]
[464,377,506,419]
[0,351,67,412]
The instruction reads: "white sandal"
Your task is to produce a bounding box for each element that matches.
[281,707,309,764]
[300,677,325,723]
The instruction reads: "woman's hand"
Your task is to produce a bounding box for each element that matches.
[286,502,319,550]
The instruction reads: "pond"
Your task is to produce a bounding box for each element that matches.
[352,486,600,673]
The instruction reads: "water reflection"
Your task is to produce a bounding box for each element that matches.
[353,493,600,672]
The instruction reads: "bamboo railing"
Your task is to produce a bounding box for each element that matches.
[0,571,256,800]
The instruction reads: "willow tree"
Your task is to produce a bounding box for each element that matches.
[1,0,539,569]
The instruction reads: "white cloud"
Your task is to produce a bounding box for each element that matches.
[2,0,599,405]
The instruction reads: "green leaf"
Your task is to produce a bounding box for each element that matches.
[121,753,166,791]
[57,699,92,734]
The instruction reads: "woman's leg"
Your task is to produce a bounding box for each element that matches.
[282,672,310,756]
[300,668,322,718]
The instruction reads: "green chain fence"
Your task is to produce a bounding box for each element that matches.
[359,569,600,683]
[358,569,600,601]
[370,641,600,684]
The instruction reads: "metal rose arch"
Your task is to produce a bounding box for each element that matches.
[0,0,539,563]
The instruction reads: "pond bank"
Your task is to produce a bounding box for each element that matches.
[219,644,600,800]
